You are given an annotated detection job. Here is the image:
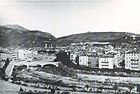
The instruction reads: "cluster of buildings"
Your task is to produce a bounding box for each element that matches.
[1,39,140,71]
[70,51,124,69]
[68,42,140,71]
[0,49,38,61]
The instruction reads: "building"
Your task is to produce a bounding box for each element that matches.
[9,51,18,61]
[98,52,121,69]
[70,54,77,61]
[0,51,18,61]
[45,40,56,51]
[99,55,115,69]
[17,49,30,60]
[0,52,10,61]
[79,55,89,66]
[106,52,123,68]
[125,50,140,71]
[88,53,99,68]
[17,49,38,61]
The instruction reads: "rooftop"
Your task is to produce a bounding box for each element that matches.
[125,50,140,54]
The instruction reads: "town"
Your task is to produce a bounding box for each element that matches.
[0,35,140,94]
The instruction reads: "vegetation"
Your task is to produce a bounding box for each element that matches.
[0,24,56,48]
[56,32,139,46]
[0,58,10,80]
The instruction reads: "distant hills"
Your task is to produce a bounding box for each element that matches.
[0,24,140,48]
[56,32,140,46]
[0,24,56,48]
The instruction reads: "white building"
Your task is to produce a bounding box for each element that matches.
[9,51,18,61]
[106,52,123,68]
[0,51,18,61]
[99,56,115,69]
[0,52,10,61]
[79,56,89,66]
[125,51,140,71]
[0,49,38,61]
[17,49,38,61]
[17,49,28,60]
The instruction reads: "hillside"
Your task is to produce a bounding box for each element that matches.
[0,24,56,48]
[56,32,140,46]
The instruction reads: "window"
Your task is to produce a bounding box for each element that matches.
[131,59,139,61]
[102,62,108,63]
[102,65,108,66]
[131,63,138,65]
[131,66,138,68]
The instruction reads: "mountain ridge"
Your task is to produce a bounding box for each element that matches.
[0,24,56,48]
[1,24,139,48]
[56,32,140,46]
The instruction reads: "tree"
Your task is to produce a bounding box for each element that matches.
[85,85,89,91]
[137,84,140,93]
[128,85,134,94]
[113,83,118,94]
[97,87,103,93]
[75,55,79,65]
[113,65,117,69]
[0,58,10,80]
[119,60,125,68]
[55,51,76,67]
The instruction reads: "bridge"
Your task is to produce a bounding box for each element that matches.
[5,60,60,78]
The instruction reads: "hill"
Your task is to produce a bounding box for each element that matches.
[0,24,56,48]
[56,32,140,46]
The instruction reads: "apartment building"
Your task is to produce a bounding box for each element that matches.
[125,50,140,71]
[99,55,115,69]
[79,55,89,66]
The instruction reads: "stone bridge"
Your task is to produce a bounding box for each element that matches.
[5,60,60,78]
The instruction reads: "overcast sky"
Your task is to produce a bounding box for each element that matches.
[0,0,140,37]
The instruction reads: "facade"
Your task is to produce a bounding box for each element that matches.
[0,52,10,61]
[125,51,140,71]
[0,49,38,61]
[70,54,77,61]
[88,55,99,68]
[113,53,124,68]
[106,52,124,68]
[9,52,18,61]
[0,51,18,61]
[79,56,89,66]
[99,56,115,69]
[17,49,35,60]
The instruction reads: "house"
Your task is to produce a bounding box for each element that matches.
[125,50,140,71]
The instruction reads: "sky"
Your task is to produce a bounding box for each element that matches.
[0,0,140,37]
